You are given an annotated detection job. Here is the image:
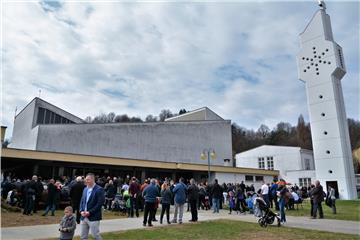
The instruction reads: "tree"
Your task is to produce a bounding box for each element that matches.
[179,109,187,115]
[84,116,92,123]
[107,112,116,123]
[145,115,158,122]
[257,124,270,138]
[114,114,130,123]
[159,109,173,121]
[296,114,313,150]
[92,113,108,123]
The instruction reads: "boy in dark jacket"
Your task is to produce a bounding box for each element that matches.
[59,206,76,240]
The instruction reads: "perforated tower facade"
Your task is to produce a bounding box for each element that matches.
[296,2,357,199]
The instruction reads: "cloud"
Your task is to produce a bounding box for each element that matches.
[2,1,359,140]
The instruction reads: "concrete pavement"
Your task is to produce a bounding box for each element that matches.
[1,209,359,240]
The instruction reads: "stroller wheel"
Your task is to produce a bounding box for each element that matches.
[258,218,266,228]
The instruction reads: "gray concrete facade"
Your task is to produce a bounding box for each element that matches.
[10,98,233,166]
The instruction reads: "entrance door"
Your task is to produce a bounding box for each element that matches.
[326,181,339,199]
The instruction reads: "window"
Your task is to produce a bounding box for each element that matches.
[245,175,254,181]
[44,109,51,124]
[255,176,264,182]
[299,178,311,188]
[37,107,45,124]
[55,114,61,124]
[258,157,265,169]
[267,156,274,170]
[304,158,311,170]
[36,107,74,125]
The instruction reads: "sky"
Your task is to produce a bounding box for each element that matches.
[1,0,359,139]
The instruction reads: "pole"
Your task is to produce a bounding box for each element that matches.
[208,150,210,182]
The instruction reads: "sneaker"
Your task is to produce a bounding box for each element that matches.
[179,221,183,224]
[160,220,163,224]
[148,224,153,227]
[171,220,177,223]
[167,221,171,224]
[143,223,146,227]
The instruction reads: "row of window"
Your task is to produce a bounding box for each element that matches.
[299,178,311,188]
[245,175,264,182]
[258,156,274,170]
[37,107,75,125]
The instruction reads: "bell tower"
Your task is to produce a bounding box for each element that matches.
[296,1,357,199]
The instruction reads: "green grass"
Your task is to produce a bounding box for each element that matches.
[69,219,359,240]
[285,200,360,221]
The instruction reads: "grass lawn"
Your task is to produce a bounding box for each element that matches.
[65,219,360,240]
[1,208,132,228]
[285,200,360,221]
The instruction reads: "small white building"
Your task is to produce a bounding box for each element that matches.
[236,145,316,188]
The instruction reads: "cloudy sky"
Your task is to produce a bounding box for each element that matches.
[2,0,359,139]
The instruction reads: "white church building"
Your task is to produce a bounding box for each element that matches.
[236,145,316,188]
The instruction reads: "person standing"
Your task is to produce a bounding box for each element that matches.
[278,183,288,224]
[310,180,324,219]
[70,176,85,224]
[79,173,105,240]
[34,176,44,214]
[211,179,222,213]
[261,181,269,206]
[23,176,37,215]
[328,186,336,214]
[172,177,187,224]
[270,181,279,210]
[159,182,172,224]
[142,179,159,227]
[59,206,76,240]
[42,179,56,216]
[187,178,199,222]
[104,180,116,211]
[128,177,140,217]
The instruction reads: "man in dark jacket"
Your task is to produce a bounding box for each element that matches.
[211,179,222,213]
[142,178,160,227]
[34,176,44,213]
[128,177,140,217]
[23,176,38,215]
[187,178,199,222]
[42,179,56,216]
[70,176,85,224]
[80,173,105,240]
[310,180,324,219]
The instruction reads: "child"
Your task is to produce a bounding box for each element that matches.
[228,190,235,214]
[59,206,76,240]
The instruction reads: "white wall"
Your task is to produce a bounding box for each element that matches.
[236,145,316,187]
[10,99,39,150]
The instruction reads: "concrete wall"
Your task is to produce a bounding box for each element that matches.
[36,120,232,166]
[10,99,39,150]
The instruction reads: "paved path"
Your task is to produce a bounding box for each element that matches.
[2,209,359,240]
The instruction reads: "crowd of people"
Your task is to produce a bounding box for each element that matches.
[1,173,336,240]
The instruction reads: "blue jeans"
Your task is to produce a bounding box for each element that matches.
[262,194,269,206]
[279,198,286,222]
[212,198,219,213]
[43,202,56,216]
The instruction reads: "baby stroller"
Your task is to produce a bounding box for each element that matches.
[111,193,127,215]
[255,198,280,228]
[202,195,211,210]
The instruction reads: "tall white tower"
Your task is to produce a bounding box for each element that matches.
[296,1,357,199]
